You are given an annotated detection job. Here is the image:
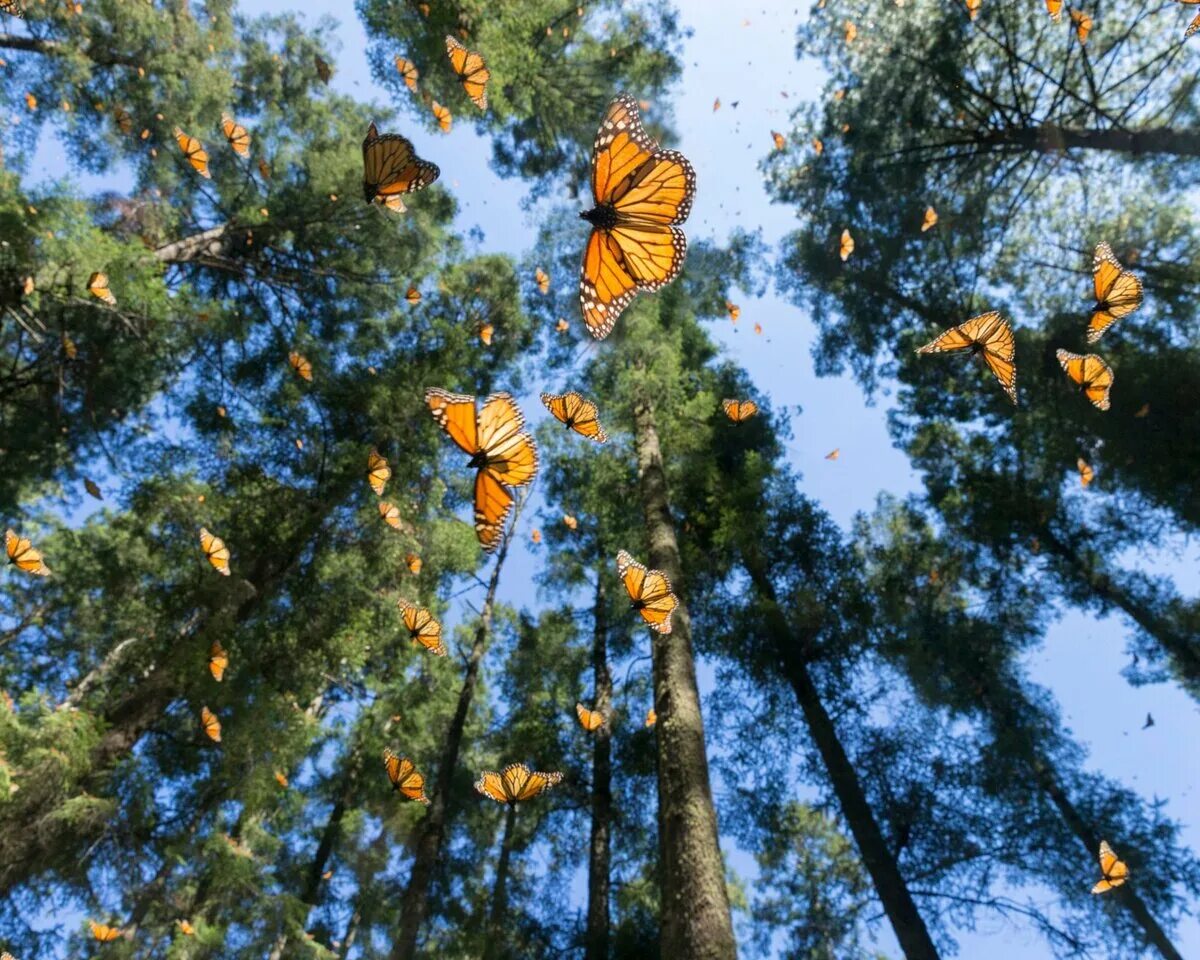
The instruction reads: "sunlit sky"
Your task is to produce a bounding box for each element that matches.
[25,0,1200,955]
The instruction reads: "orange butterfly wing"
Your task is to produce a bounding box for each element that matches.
[90,921,122,942]
[1088,242,1142,343]
[398,601,447,656]
[6,528,50,576]
[221,113,250,158]
[200,705,221,742]
[916,311,1017,404]
[367,447,391,496]
[208,640,228,681]
[576,702,604,732]
[173,127,211,178]
[198,527,231,576]
[540,391,609,442]
[616,549,679,634]
[1056,349,1113,410]
[384,749,431,804]
[445,35,489,110]
[362,122,439,203]
[722,399,757,422]
[1091,840,1129,893]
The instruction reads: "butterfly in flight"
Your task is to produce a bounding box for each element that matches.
[1056,349,1113,410]
[965,0,981,19]
[1046,0,1063,19]
[426,389,538,552]
[1091,840,1129,894]
[208,639,229,681]
[1088,242,1142,343]
[394,55,419,91]
[616,549,679,634]
[1070,8,1093,42]
[198,527,231,576]
[475,762,563,804]
[431,101,452,132]
[173,127,211,178]
[916,311,1017,404]
[314,54,332,84]
[5,528,49,576]
[921,206,938,232]
[1180,0,1200,37]
[89,922,122,942]
[645,707,657,727]
[221,113,251,158]
[274,770,289,788]
[288,351,313,382]
[200,705,222,743]
[576,702,605,732]
[397,600,447,657]
[367,447,391,496]
[379,501,404,529]
[579,94,696,339]
[87,271,116,305]
[362,122,439,205]
[839,229,855,261]
[722,399,758,423]
[535,267,550,294]
[541,391,609,442]
[771,130,786,150]
[1077,458,1094,488]
[445,35,489,110]
[384,749,431,804]
[176,919,196,935]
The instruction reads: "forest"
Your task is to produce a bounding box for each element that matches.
[0,0,1197,958]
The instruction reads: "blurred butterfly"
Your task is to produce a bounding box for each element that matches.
[753,322,763,335]
[23,91,35,110]
[839,229,854,261]
[394,55,419,91]
[362,122,439,204]
[381,195,407,214]
[397,600,447,656]
[1134,402,1150,418]
[431,101,452,132]
[916,311,1017,404]
[1070,8,1092,42]
[288,351,313,382]
[616,549,678,634]
[198,527,231,576]
[84,478,102,500]
[579,95,696,339]
[965,0,980,19]
[87,271,116,305]
[1077,458,1094,488]
[475,762,563,804]
[825,448,840,460]
[812,137,824,155]
[1091,840,1129,894]
[844,20,857,42]
[445,35,489,110]
[771,130,786,150]
[425,389,539,552]
[726,301,740,322]
[62,333,77,358]
[480,323,494,345]
[541,391,609,442]
[1180,0,1200,37]
[722,399,757,423]
[1056,349,1113,410]
[113,106,133,134]
[406,553,423,574]
[531,528,542,544]
[200,706,221,742]
[384,749,431,804]
[555,318,569,333]
[535,267,550,294]
[274,770,289,788]
[176,920,195,936]
[1088,241,1142,343]
[921,206,938,232]
[645,707,657,727]
[712,97,721,112]
[406,286,421,304]
[257,157,271,180]
[1046,0,1063,19]
[0,0,23,16]
[576,702,605,732]
[5,528,50,576]
[208,640,228,681]
[379,501,403,529]
[173,127,211,178]
[220,113,250,158]
[367,447,391,496]
[314,54,332,84]
[90,922,122,942]
[563,514,578,530]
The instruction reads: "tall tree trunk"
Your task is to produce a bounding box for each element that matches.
[482,803,519,960]
[586,578,613,960]
[390,512,518,960]
[631,397,737,960]
[984,124,1200,158]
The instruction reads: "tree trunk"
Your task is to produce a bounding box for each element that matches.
[631,397,737,960]
[390,512,518,960]
[586,578,613,960]
[985,124,1200,158]
[482,803,519,960]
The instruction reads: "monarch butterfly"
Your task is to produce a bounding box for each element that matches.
[812,137,824,155]
[394,55,419,91]
[113,106,133,134]
[530,528,542,544]
[84,478,102,500]
[314,54,332,84]
[921,206,938,232]
[844,20,858,42]
[176,920,196,936]
[367,447,391,496]
[208,639,228,681]
[431,101,452,132]
[540,391,609,443]
[89,922,122,942]
[916,311,1017,404]
[200,706,221,743]
[1088,242,1142,343]
[5,528,49,576]
[405,286,421,305]
[1134,402,1150,418]
[535,267,550,294]
[288,351,313,382]
[406,553,423,574]
[722,399,758,423]
[1070,8,1092,42]
[839,229,854,261]
[771,130,786,150]
[563,514,578,530]
[379,501,403,529]
[1181,0,1200,37]
[825,448,840,460]
[753,322,763,335]
[380,195,407,214]
[726,301,740,322]
[616,549,679,634]
[576,702,604,732]
[480,323,494,345]
[965,0,980,19]
[1046,0,1063,19]
[257,157,271,180]
[87,271,116,305]
[1091,840,1129,894]
[199,527,231,576]
[445,35,489,110]
[362,122,439,205]
[475,762,563,804]
[383,749,431,804]
[1056,349,1113,410]
[579,95,696,339]
[173,127,211,178]
[23,91,35,110]
[220,113,250,158]
[555,318,569,333]
[397,600,447,657]
[425,389,539,552]
[0,0,23,16]
[274,770,289,788]
[1077,458,1094,488]
[645,707,657,727]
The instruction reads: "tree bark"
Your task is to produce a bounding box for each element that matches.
[482,803,519,960]
[983,124,1200,158]
[390,512,518,960]
[586,578,613,960]
[631,397,737,960]
[153,224,233,264]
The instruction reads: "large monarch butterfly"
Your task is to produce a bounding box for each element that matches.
[220,113,250,158]
[921,206,938,232]
[425,389,539,552]
[208,639,228,681]
[199,527,231,576]
[362,122,439,205]
[445,35,489,110]
[397,600,447,656]
[474,762,563,804]
[367,447,391,496]
[579,95,696,339]
[431,101,452,132]
[90,922,122,942]
[576,702,605,732]
[616,549,679,634]
[173,127,211,178]
[825,448,840,460]
[6,528,50,576]
[383,749,431,804]
[84,478,102,500]
[916,311,1017,404]
[540,391,609,442]
[1088,242,1143,343]
[722,399,758,423]
[288,351,313,382]
[1180,0,1200,37]
[87,271,116,305]
[394,55,419,91]
[1091,840,1129,894]
[200,706,221,742]
[1056,349,1113,410]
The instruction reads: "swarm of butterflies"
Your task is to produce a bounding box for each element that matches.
[0,12,1148,948]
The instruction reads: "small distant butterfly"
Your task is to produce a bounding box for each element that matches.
[200,705,222,743]
[722,399,758,423]
[839,229,854,261]
[431,101,452,132]
[445,35,489,110]
[475,762,563,804]
[916,311,1017,404]
[555,318,569,333]
[5,528,49,576]
[406,286,421,305]
[616,549,678,634]
[173,127,211,178]
[1056,349,1113,410]
[221,113,250,157]
[1134,402,1150,418]
[208,639,229,681]
[394,55,419,91]
[1088,242,1142,343]
[1070,8,1092,42]
[384,749,431,804]
[176,920,196,936]
[199,527,231,576]
[397,600,447,657]
[771,130,786,150]
[812,137,824,155]
[844,20,858,42]
[965,0,980,19]
[1180,0,1200,37]
[1091,840,1129,894]
[87,271,116,305]
[274,770,289,788]
[726,301,741,322]
[563,514,578,530]
[576,702,605,732]
[535,267,550,294]
[1077,458,1094,487]
[480,323,494,345]
[314,54,332,84]
[367,447,391,496]
[288,351,313,382]
[1046,0,1063,19]
[921,206,938,232]
[362,122,439,205]
[645,707,657,727]
[379,501,403,529]
[825,448,840,460]
[406,553,423,574]
[541,391,609,442]
[90,921,122,942]
[531,528,542,544]
[84,478,102,500]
